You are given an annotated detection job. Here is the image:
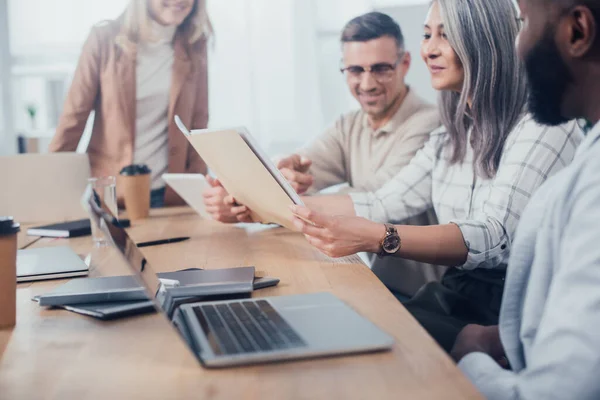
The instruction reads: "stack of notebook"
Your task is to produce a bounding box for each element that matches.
[33,267,277,320]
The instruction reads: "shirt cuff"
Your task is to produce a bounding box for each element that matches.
[349,191,374,220]
[459,352,517,399]
[459,351,498,377]
[450,220,510,270]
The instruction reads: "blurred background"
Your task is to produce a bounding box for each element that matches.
[0,0,433,157]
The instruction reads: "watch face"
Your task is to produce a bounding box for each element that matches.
[383,234,400,253]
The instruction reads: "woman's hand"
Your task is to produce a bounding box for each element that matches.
[289,205,385,257]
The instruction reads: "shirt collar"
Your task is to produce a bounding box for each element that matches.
[575,120,600,157]
[362,87,420,137]
[149,19,177,44]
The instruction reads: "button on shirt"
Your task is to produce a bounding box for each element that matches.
[350,115,583,270]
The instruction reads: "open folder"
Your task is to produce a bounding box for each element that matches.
[175,116,303,230]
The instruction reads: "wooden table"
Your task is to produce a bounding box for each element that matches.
[0,207,481,399]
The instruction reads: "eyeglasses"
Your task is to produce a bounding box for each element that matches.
[340,53,404,83]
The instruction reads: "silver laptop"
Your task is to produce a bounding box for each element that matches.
[85,190,394,368]
[0,153,90,223]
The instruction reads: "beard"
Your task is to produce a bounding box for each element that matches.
[523,25,573,126]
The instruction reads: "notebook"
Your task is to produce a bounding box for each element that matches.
[35,267,255,306]
[17,246,89,282]
[54,277,280,320]
[61,300,156,319]
[174,116,303,230]
[27,219,91,238]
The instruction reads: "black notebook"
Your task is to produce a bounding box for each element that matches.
[27,219,91,238]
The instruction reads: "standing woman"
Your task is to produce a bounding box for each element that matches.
[50,0,212,207]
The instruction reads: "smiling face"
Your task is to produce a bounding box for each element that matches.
[421,1,464,92]
[342,36,410,120]
[149,0,194,26]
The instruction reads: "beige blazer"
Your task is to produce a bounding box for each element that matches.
[49,19,208,205]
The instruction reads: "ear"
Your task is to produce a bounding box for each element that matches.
[562,5,597,58]
[401,51,411,75]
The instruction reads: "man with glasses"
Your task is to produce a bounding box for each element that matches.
[204,12,440,297]
[203,12,440,297]
[282,11,439,197]
[205,11,438,208]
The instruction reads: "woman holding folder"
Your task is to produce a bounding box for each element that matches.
[50,0,212,207]
[231,0,583,352]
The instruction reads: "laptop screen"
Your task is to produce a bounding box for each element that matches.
[84,188,165,309]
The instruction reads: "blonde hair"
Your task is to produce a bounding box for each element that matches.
[116,0,213,51]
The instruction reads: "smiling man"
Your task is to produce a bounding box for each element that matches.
[452,0,600,399]
[203,12,442,298]
[279,12,440,196]
[204,11,439,213]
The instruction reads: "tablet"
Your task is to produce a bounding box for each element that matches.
[162,173,211,218]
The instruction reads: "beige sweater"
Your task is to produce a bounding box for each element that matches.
[299,88,441,194]
[134,21,176,189]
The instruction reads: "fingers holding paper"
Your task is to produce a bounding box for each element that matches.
[289,205,384,258]
[224,195,255,223]
[203,176,239,223]
[277,154,314,194]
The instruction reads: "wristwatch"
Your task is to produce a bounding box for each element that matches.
[378,223,401,257]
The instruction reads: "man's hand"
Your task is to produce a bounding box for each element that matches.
[289,205,384,257]
[451,324,509,368]
[277,154,314,194]
[202,176,239,223]
[223,195,256,223]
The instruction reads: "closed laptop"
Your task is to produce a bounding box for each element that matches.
[0,153,90,223]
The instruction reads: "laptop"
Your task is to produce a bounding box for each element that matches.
[17,246,89,282]
[0,153,91,223]
[85,189,394,368]
[162,173,211,218]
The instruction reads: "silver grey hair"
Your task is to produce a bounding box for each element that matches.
[437,0,527,178]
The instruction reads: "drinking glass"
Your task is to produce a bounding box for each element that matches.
[88,176,117,247]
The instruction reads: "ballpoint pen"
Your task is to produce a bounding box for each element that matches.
[137,236,190,248]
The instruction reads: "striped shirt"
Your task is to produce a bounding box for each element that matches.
[350,115,583,270]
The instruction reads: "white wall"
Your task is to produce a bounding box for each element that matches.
[206,0,324,154]
[379,3,436,103]
[0,0,13,155]
[4,0,125,154]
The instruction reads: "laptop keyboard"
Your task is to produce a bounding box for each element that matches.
[193,300,307,355]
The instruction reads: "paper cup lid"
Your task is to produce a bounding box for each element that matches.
[119,164,151,176]
[0,216,20,235]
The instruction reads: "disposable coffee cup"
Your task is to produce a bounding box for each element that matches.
[0,216,20,328]
[118,164,152,220]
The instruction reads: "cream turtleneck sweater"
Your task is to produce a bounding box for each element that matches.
[133,20,176,190]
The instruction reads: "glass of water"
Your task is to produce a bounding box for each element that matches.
[88,176,117,247]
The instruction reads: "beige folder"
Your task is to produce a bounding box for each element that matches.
[175,116,302,230]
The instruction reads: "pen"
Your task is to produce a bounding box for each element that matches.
[137,236,190,248]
